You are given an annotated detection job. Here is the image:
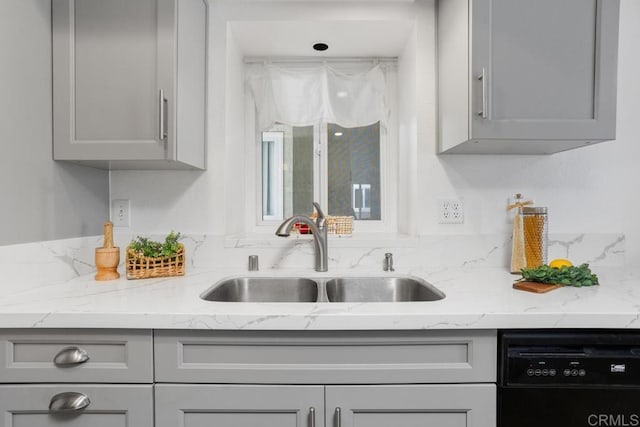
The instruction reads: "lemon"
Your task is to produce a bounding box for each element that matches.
[549,258,573,269]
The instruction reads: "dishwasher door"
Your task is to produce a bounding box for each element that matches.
[499,386,640,427]
[499,330,640,427]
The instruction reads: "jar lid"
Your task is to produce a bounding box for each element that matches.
[522,206,547,214]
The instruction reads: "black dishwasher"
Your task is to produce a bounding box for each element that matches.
[498,330,640,427]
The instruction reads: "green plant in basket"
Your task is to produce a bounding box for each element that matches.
[129,231,182,258]
[518,263,599,287]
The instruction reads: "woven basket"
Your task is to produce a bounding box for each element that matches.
[326,215,353,235]
[310,213,354,235]
[126,243,185,280]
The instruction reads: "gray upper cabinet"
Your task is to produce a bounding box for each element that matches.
[438,0,620,155]
[52,0,207,170]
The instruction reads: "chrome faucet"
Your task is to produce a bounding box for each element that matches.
[275,202,328,272]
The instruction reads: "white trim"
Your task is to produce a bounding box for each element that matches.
[318,120,327,209]
[350,66,398,233]
[244,57,399,65]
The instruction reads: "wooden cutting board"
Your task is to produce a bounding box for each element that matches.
[513,281,563,293]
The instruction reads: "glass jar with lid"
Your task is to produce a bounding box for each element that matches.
[522,206,548,268]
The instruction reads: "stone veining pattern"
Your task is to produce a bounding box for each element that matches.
[0,233,636,330]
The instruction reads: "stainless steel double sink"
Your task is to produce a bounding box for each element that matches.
[201,276,445,303]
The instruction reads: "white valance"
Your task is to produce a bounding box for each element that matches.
[247,63,390,131]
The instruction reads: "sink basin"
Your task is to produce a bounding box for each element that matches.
[202,277,319,302]
[325,277,445,302]
[201,276,445,303]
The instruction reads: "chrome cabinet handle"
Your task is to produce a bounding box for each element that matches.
[477,67,487,119]
[335,407,342,427]
[49,392,91,412]
[159,89,168,141]
[53,346,89,366]
[309,407,316,427]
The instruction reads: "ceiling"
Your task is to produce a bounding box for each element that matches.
[229,20,415,58]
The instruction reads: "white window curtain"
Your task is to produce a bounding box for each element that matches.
[246,62,390,131]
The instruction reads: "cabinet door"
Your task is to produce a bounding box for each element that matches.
[0,385,153,427]
[471,0,619,142]
[326,384,496,427]
[155,384,324,427]
[53,0,175,162]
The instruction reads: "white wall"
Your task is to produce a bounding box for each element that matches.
[110,0,640,266]
[0,0,109,245]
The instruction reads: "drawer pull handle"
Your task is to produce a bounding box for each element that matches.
[53,346,90,366]
[309,407,316,427]
[335,407,342,427]
[49,392,91,412]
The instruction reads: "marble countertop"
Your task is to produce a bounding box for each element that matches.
[1,265,638,330]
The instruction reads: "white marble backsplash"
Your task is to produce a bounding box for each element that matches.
[0,236,102,292]
[195,233,626,273]
[0,233,626,287]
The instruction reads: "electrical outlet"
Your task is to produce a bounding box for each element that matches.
[438,198,464,224]
[112,199,130,227]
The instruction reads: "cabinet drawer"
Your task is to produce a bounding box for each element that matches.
[0,329,152,383]
[155,330,497,384]
[0,384,153,427]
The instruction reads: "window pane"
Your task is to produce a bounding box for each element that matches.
[327,122,381,220]
[261,131,283,219]
[291,126,314,216]
[261,124,314,221]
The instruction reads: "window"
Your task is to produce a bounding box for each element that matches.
[247,60,397,232]
[261,130,285,220]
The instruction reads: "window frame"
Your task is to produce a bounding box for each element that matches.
[245,60,398,234]
[261,130,285,221]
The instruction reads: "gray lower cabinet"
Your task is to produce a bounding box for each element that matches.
[154,384,495,427]
[0,329,497,426]
[326,384,495,427]
[52,0,207,170]
[155,385,325,427]
[0,330,154,427]
[438,0,620,154]
[0,385,153,427]
[154,330,498,426]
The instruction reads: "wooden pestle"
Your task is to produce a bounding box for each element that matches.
[103,221,115,248]
[95,221,120,281]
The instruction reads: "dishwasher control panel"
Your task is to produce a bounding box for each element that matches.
[507,353,639,385]
[500,330,640,386]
